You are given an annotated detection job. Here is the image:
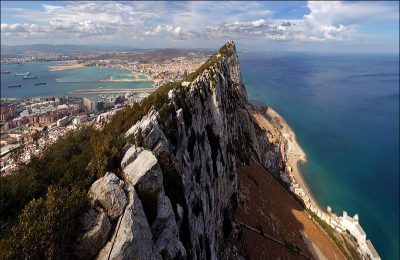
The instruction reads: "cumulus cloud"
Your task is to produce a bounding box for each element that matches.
[1,1,398,46]
[145,25,182,36]
[1,23,47,37]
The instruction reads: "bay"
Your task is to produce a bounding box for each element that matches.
[1,61,152,99]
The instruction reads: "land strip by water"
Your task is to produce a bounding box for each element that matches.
[68,88,155,95]
[48,64,85,71]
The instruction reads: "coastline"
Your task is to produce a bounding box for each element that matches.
[252,104,381,260]
[252,105,324,214]
[283,121,324,213]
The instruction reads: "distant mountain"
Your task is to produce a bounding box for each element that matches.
[0,44,214,58]
[0,44,143,56]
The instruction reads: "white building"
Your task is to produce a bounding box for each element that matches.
[339,211,380,260]
[57,116,70,127]
[73,114,88,125]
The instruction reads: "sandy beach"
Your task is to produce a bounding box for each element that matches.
[48,64,85,71]
[252,106,324,214]
[283,126,323,212]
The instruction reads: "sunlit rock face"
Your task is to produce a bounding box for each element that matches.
[76,42,279,259]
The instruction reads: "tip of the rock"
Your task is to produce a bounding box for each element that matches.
[217,41,236,58]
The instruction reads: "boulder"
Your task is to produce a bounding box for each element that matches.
[122,150,163,193]
[88,172,127,220]
[121,145,143,169]
[75,207,111,259]
[96,186,161,260]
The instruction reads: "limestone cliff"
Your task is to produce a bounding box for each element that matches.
[76,42,282,259]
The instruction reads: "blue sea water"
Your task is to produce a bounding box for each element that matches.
[1,61,152,98]
[239,51,399,260]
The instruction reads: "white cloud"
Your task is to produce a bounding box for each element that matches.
[1,23,47,37]
[1,1,398,47]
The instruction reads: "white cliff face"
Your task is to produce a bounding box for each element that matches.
[76,42,279,259]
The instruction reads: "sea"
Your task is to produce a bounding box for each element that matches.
[239,51,399,260]
[0,61,152,99]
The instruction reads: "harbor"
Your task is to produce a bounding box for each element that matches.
[1,61,155,98]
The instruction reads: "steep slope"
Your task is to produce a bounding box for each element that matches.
[75,41,344,259]
[230,160,345,260]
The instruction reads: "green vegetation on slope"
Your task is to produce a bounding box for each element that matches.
[0,42,236,259]
[0,81,185,260]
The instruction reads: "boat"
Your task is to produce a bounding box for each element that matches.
[23,75,38,79]
[8,84,22,88]
[34,82,46,85]
[1,70,11,74]
[14,72,30,76]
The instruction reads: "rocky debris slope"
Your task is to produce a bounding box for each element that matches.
[75,42,281,259]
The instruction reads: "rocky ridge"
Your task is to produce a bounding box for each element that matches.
[75,42,282,259]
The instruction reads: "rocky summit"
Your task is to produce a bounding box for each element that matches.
[71,42,350,259]
[74,42,345,260]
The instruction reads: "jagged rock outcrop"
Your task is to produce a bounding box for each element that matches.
[122,150,162,190]
[125,110,170,156]
[97,185,160,260]
[76,41,280,259]
[75,207,111,259]
[121,145,143,169]
[88,172,127,220]
[122,149,186,258]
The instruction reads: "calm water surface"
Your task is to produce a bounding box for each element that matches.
[239,51,399,260]
[1,61,152,98]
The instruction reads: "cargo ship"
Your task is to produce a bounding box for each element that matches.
[23,75,38,79]
[34,82,46,86]
[14,72,30,76]
[8,84,22,88]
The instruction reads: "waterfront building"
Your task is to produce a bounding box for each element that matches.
[338,211,381,260]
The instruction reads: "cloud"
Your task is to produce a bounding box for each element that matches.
[1,23,47,37]
[145,25,182,36]
[1,1,398,47]
[301,1,399,41]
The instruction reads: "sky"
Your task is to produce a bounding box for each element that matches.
[1,1,399,52]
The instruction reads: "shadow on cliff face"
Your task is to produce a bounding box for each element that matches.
[228,160,345,260]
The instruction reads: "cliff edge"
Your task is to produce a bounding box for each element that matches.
[75,42,347,259]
